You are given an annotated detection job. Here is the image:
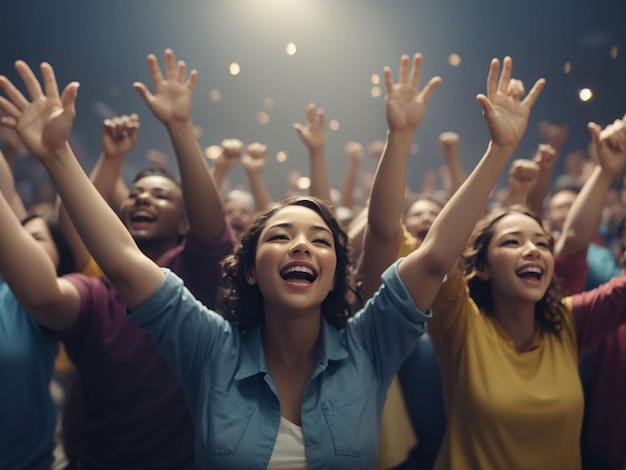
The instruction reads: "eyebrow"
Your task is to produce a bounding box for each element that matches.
[267,222,332,235]
[499,230,548,239]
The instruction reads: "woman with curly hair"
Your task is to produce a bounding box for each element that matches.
[429,132,626,470]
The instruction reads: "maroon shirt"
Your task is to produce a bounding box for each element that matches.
[59,228,235,469]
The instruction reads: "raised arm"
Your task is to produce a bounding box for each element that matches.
[293,102,332,204]
[397,57,545,311]
[438,131,466,195]
[0,60,163,309]
[211,138,243,192]
[0,148,27,220]
[506,158,539,207]
[526,143,558,216]
[241,142,273,211]
[555,115,626,257]
[360,53,441,297]
[134,49,226,243]
[340,141,363,211]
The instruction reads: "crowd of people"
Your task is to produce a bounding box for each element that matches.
[0,47,625,470]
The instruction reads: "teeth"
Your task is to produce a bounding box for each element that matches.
[518,266,542,274]
[282,266,314,277]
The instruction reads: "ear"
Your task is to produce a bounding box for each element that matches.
[177,216,190,237]
[476,265,491,281]
[246,269,257,286]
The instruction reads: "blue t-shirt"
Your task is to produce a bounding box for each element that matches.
[0,282,58,470]
[129,259,430,469]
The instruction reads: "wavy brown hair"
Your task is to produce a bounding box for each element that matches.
[218,196,364,330]
[464,205,566,336]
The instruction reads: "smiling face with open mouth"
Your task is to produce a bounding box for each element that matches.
[482,213,555,306]
[252,204,337,318]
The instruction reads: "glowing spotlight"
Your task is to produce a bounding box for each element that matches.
[448,53,461,67]
[204,145,222,160]
[611,46,619,59]
[276,151,287,162]
[209,89,222,102]
[296,176,311,190]
[371,86,381,98]
[578,88,593,102]
[257,112,269,125]
[371,74,380,85]
[286,42,297,55]
[329,120,340,131]
[229,63,241,76]
[563,62,571,74]
[262,97,275,109]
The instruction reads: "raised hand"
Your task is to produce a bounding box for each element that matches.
[476,57,545,149]
[293,103,325,152]
[102,114,140,158]
[344,141,363,163]
[532,143,557,172]
[508,158,539,196]
[242,142,268,174]
[383,53,441,132]
[367,140,385,160]
[539,120,568,152]
[0,61,79,159]
[133,49,197,125]
[438,131,460,158]
[588,114,626,177]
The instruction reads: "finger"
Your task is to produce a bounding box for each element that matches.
[14,60,44,101]
[383,66,393,94]
[476,94,494,116]
[0,115,17,128]
[521,78,546,107]
[496,56,513,95]
[147,54,163,87]
[587,122,601,145]
[305,103,316,124]
[133,82,154,103]
[409,53,422,89]
[398,54,410,85]
[420,76,442,103]
[177,60,186,83]
[293,123,304,137]
[316,108,325,125]
[60,81,79,118]
[0,96,21,119]
[0,76,29,110]
[40,62,61,100]
[164,48,176,80]
[186,69,198,91]
[486,58,499,98]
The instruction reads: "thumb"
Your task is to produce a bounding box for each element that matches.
[133,82,153,103]
[587,122,601,144]
[476,94,493,116]
[61,81,80,116]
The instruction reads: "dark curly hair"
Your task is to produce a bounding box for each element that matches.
[22,210,76,277]
[219,195,364,330]
[464,205,566,337]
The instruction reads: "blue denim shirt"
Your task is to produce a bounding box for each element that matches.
[129,259,430,469]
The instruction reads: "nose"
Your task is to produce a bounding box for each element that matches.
[289,235,312,256]
[523,241,541,258]
[134,190,151,204]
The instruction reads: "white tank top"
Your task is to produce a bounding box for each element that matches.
[267,416,308,469]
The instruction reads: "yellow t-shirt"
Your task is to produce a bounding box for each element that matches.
[376,226,420,469]
[429,270,583,470]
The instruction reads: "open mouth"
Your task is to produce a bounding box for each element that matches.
[130,211,157,224]
[515,266,543,281]
[280,265,318,283]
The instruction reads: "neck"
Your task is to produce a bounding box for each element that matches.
[136,238,179,261]
[492,297,537,352]
[263,312,321,367]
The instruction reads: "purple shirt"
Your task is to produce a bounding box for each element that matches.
[59,228,235,469]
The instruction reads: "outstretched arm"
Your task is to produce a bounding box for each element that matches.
[556,115,626,257]
[0,60,162,309]
[293,103,332,204]
[526,143,557,216]
[0,148,27,220]
[398,57,545,311]
[210,138,243,192]
[242,142,273,211]
[360,53,441,298]
[506,158,539,207]
[438,131,466,195]
[340,141,363,211]
[134,49,225,243]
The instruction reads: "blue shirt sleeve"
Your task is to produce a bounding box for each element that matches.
[347,258,432,387]
[127,269,234,387]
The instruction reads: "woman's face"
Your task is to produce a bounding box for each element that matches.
[252,205,337,317]
[23,217,60,270]
[481,213,554,305]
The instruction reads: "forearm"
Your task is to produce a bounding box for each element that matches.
[340,160,360,210]
[245,170,273,212]
[368,130,413,240]
[556,165,612,257]
[89,151,126,209]
[444,154,466,195]
[527,168,551,216]
[507,188,529,207]
[167,120,226,242]
[0,149,26,220]
[57,197,92,272]
[308,149,332,203]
